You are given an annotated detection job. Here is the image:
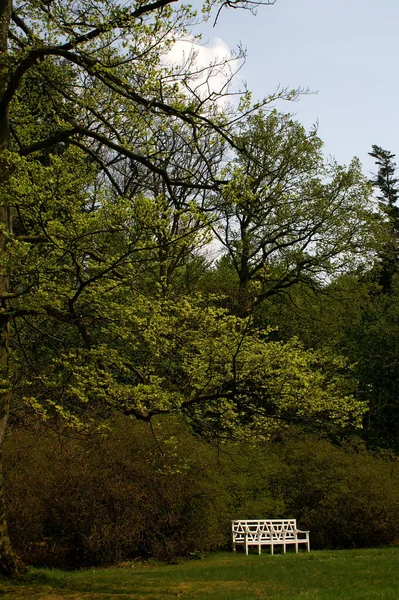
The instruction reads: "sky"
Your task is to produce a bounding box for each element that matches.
[183,0,399,179]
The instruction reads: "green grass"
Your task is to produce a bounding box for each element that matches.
[1,548,399,599]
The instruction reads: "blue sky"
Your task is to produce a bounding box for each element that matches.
[191,0,399,178]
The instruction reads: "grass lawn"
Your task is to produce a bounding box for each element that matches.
[1,548,399,599]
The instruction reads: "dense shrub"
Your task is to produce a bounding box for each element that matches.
[4,421,399,567]
[4,419,235,567]
[272,434,399,549]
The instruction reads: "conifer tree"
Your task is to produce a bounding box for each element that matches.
[369,145,399,290]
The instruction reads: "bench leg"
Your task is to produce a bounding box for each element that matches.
[245,538,248,556]
[258,544,261,555]
[283,543,286,554]
[270,544,274,556]
[233,543,236,552]
[295,542,298,553]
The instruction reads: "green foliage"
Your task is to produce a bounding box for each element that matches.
[369,145,399,211]
[12,289,366,437]
[5,421,399,568]
[0,0,389,576]
[340,276,399,449]
[368,145,399,291]
[253,276,371,349]
[274,433,399,549]
[0,1,372,445]
[4,419,228,566]
[0,145,364,437]
[214,110,377,315]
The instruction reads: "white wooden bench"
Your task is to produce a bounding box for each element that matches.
[232,519,310,555]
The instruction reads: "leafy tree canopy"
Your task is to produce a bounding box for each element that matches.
[213,110,378,316]
[0,0,375,575]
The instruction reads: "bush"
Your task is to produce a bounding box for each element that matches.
[4,418,234,567]
[272,433,399,549]
[4,421,399,568]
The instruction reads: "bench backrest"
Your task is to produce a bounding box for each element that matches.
[232,519,298,542]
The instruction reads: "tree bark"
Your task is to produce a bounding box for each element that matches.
[0,0,26,576]
[237,230,253,318]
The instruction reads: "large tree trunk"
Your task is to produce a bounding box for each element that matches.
[237,238,253,318]
[0,455,26,576]
[0,0,26,576]
[0,208,22,576]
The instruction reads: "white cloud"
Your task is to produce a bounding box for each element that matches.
[163,35,240,105]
